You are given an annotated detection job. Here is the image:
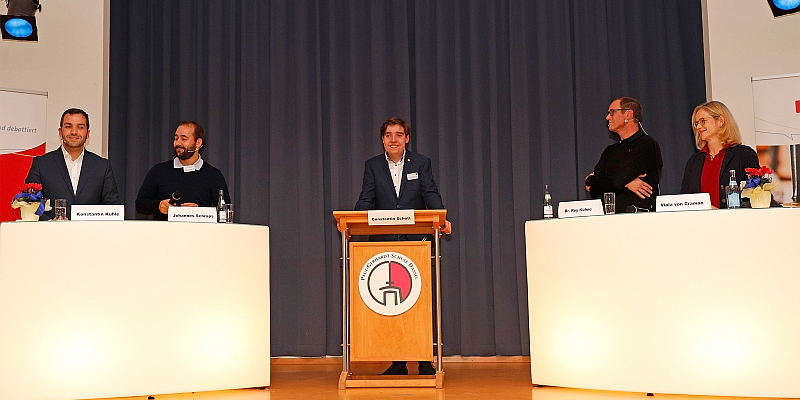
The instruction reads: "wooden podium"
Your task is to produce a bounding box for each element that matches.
[333,210,446,389]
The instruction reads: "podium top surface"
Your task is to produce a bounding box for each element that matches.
[333,210,446,238]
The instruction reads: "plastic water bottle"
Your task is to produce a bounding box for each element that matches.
[727,170,740,209]
[544,184,553,219]
[217,190,227,222]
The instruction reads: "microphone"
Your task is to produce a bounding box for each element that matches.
[168,191,182,205]
[626,205,650,213]
[185,144,203,153]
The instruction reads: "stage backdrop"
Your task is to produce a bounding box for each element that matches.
[109,0,705,356]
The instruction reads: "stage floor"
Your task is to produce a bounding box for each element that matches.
[99,360,793,400]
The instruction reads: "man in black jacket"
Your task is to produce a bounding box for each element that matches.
[585,97,663,212]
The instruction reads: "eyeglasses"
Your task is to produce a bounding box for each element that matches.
[607,108,630,117]
[694,116,717,128]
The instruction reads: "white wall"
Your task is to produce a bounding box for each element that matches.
[705,0,800,147]
[0,0,109,156]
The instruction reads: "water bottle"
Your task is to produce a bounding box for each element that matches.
[727,170,740,209]
[217,189,227,222]
[543,184,553,219]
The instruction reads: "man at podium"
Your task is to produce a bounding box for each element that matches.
[354,117,452,375]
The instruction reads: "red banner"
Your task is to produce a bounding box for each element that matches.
[1,143,45,222]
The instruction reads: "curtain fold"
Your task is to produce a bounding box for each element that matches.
[109,0,704,356]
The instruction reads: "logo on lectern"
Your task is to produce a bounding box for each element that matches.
[358,252,421,316]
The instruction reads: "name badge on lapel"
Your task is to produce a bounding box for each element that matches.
[407,172,419,180]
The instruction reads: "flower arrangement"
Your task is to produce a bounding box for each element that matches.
[740,166,778,208]
[742,166,778,190]
[11,183,50,218]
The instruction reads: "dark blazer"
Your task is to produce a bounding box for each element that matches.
[355,151,444,211]
[25,147,120,220]
[680,144,760,208]
[354,151,444,241]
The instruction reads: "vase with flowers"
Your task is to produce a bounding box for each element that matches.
[740,166,778,209]
[11,183,51,221]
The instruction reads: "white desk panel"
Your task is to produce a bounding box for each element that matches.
[525,208,800,398]
[0,221,270,400]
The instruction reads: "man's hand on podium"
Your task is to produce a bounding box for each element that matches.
[442,219,452,235]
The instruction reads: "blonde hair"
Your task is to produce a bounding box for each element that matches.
[691,101,742,150]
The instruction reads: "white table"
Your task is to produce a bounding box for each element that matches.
[526,208,800,398]
[0,221,270,400]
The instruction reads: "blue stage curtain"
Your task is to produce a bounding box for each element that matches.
[109,0,705,356]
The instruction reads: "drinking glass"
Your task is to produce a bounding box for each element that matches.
[224,203,234,223]
[603,192,615,215]
[54,199,68,221]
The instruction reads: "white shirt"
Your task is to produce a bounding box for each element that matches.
[61,146,84,195]
[385,150,405,197]
[173,155,204,172]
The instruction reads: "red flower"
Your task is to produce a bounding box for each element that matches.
[746,166,773,177]
[20,183,42,194]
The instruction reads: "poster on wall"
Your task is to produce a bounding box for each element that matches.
[0,87,47,222]
[752,73,800,145]
[752,73,800,203]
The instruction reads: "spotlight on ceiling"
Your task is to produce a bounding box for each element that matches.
[767,0,800,18]
[1,0,41,42]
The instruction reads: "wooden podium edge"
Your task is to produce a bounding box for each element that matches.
[339,370,349,390]
[341,372,443,388]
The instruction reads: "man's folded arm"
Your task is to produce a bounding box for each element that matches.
[606,144,660,190]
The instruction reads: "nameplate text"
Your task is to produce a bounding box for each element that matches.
[655,193,712,212]
[168,207,217,223]
[557,200,603,218]
[71,205,124,221]
[367,209,415,225]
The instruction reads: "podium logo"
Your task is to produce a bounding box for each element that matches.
[358,252,421,316]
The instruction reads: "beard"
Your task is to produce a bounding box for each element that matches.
[174,145,196,160]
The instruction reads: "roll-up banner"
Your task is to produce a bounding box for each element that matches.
[0,87,47,221]
[751,73,800,204]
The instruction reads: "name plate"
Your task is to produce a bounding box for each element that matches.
[656,193,711,212]
[367,209,415,225]
[71,205,124,221]
[557,199,604,218]
[168,207,217,223]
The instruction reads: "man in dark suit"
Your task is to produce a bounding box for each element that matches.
[354,117,452,376]
[25,108,120,220]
